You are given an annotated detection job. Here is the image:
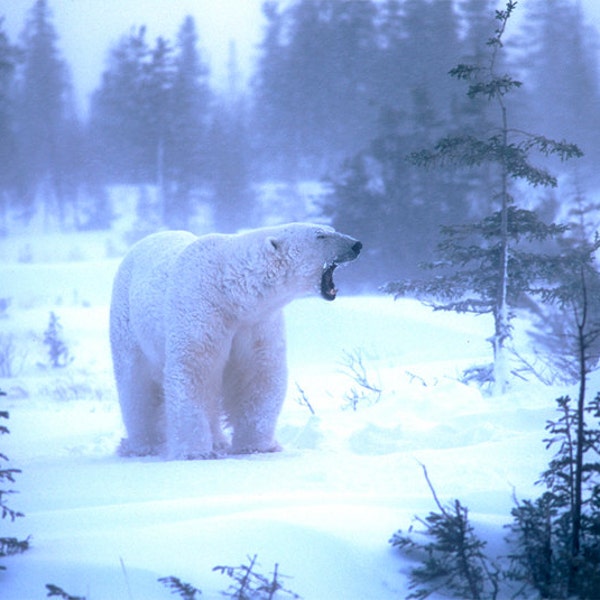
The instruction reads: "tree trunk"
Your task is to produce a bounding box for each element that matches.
[570,268,588,594]
[492,105,510,396]
[157,136,165,224]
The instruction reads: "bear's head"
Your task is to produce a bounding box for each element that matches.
[263,223,362,301]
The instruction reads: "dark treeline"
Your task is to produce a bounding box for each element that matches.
[1,0,599,287]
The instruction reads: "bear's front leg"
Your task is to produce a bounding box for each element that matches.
[223,312,288,454]
[163,342,225,459]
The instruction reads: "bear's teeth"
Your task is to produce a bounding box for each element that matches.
[321,263,338,301]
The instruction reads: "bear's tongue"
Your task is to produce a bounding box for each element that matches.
[321,263,337,301]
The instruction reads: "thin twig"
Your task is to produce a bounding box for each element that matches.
[120,557,134,600]
[418,461,448,517]
[295,383,315,415]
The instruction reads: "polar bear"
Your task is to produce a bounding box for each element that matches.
[109,223,361,459]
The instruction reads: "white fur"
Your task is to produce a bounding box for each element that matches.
[109,223,360,459]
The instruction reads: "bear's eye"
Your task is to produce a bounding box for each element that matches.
[316,231,327,240]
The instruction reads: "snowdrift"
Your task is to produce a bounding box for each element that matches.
[0,250,580,599]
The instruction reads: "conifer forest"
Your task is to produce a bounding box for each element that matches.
[2,0,600,287]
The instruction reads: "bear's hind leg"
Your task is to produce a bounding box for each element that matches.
[115,350,165,457]
[210,418,231,454]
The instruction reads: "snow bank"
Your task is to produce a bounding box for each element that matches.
[0,250,574,599]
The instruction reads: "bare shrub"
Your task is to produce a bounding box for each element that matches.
[0,334,27,378]
[339,348,381,411]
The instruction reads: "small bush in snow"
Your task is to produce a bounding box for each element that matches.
[213,554,301,600]
[158,555,299,600]
[339,349,381,411]
[0,333,19,378]
[507,394,600,598]
[294,383,316,415]
[459,363,494,392]
[45,584,86,600]
[1,390,30,570]
[43,312,73,368]
[390,464,500,600]
[158,575,201,599]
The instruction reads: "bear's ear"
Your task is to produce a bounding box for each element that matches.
[266,237,281,252]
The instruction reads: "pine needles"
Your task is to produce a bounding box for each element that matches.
[390,464,500,600]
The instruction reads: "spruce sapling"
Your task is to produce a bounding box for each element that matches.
[390,464,500,600]
[45,584,86,600]
[158,575,202,599]
[1,390,29,569]
[213,554,301,600]
[508,394,600,598]
[43,311,73,368]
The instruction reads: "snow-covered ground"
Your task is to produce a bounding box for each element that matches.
[0,227,586,599]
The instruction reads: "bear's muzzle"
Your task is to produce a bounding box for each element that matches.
[320,236,362,301]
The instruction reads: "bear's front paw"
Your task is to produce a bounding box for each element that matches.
[266,441,283,453]
[168,449,219,461]
[230,441,283,455]
[117,438,162,458]
[167,439,228,460]
[212,439,231,457]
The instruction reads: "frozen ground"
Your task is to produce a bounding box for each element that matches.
[0,229,585,599]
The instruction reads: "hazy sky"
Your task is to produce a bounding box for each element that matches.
[2,0,600,116]
[1,0,267,114]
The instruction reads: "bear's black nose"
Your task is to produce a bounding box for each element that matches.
[352,241,362,256]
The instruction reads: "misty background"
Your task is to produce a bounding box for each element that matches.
[1,0,600,290]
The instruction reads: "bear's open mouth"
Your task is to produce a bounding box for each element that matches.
[321,263,338,301]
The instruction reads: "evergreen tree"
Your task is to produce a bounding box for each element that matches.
[0,19,21,232]
[454,0,497,216]
[270,0,329,173]
[323,0,474,288]
[390,464,500,600]
[210,41,254,232]
[384,1,582,394]
[374,0,405,114]
[519,206,600,598]
[253,0,379,178]
[324,0,379,160]
[1,391,30,569]
[251,1,289,179]
[458,0,497,63]
[90,17,211,228]
[518,0,600,184]
[166,15,211,228]
[326,95,472,288]
[89,26,150,182]
[43,311,72,368]
[16,0,79,226]
[371,0,465,130]
[529,196,600,385]
[400,0,462,118]
[143,35,176,221]
[508,394,600,598]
